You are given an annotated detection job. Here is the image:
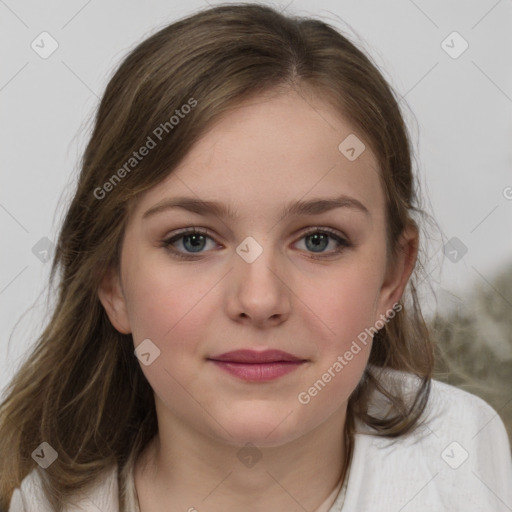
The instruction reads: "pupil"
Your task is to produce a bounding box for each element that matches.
[307,233,327,252]
[185,234,205,252]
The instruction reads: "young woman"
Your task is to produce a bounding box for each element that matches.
[2,3,511,511]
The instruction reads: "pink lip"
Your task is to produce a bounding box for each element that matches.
[210,349,303,363]
[207,350,306,382]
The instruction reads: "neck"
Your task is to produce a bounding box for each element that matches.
[135,405,351,512]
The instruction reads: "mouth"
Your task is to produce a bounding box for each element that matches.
[207,349,307,382]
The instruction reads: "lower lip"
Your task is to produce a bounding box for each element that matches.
[209,360,304,381]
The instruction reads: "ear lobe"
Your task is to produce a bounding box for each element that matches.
[378,224,419,313]
[97,266,132,334]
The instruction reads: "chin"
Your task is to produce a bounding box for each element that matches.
[209,404,306,448]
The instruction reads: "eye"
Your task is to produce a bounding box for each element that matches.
[161,227,218,260]
[293,227,351,259]
[161,226,351,260]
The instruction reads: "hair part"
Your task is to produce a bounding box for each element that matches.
[0,3,434,510]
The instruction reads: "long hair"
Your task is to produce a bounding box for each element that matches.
[0,3,434,510]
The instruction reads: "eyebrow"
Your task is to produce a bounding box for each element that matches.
[142,195,370,222]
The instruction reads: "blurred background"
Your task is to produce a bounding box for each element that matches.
[1,0,511,440]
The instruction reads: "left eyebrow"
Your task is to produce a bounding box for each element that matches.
[142,194,370,222]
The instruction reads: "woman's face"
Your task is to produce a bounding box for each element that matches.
[99,88,415,447]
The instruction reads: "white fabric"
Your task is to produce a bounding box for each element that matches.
[8,377,512,511]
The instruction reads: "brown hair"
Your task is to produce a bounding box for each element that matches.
[0,3,434,510]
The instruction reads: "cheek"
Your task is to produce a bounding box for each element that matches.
[294,252,385,408]
[122,255,215,347]
[310,258,385,351]
[122,259,214,405]
[295,283,376,419]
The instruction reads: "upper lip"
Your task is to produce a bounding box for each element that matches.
[208,349,305,363]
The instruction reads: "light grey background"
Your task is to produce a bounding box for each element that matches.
[1,0,512,395]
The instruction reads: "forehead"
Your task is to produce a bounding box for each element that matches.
[131,88,385,222]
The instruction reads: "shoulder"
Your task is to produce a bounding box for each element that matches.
[366,368,509,447]
[418,375,511,464]
[343,371,512,511]
[8,465,119,512]
[419,375,509,443]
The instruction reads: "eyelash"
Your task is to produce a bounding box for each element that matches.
[161,226,351,261]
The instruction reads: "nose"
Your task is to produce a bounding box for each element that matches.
[225,241,291,327]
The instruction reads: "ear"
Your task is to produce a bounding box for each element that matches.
[97,266,132,334]
[376,223,419,317]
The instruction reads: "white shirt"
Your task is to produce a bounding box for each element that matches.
[8,376,512,511]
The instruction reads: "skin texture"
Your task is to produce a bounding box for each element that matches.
[98,88,418,512]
